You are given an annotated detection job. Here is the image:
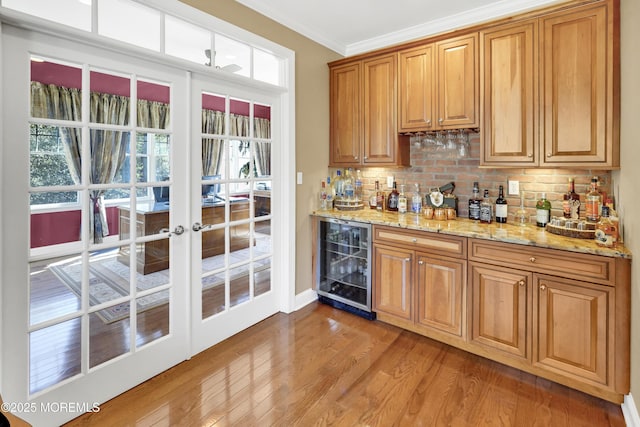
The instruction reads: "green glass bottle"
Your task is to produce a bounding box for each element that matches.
[535,192,551,227]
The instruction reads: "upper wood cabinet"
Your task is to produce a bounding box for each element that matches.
[480,20,538,166]
[540,1,618,168]
[329,54,410,167]
[398,33,479,132]
[480,0,619,168]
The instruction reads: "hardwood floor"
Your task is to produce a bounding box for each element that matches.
[64,302,625,427]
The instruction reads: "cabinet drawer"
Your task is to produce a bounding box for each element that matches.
[469,239,614,285]
[373,225,466,258]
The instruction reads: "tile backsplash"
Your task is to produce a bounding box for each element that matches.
[329,133,614,222]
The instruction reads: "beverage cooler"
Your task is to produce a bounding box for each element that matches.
[316,218,374,319]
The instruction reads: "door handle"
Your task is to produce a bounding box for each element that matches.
[159,225,185,236]
[192,222,213,232]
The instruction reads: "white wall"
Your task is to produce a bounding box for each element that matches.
[616,0,640,416]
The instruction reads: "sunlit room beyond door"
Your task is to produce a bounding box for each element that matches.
[190,76,279,353]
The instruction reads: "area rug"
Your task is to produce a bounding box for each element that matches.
[49,243,270,324]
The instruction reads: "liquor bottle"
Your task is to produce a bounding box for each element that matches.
[342,168,355,201]
[594,206,618,247]
[398,184,407,214]
[468,182,481,220]
[411,183,423,214]
[326,176,334,208]
[375,180,384,211]
[479,189,493,224]
[386,181,399,212]
[354,169,363,202]
[495,185,507,223]
[332,170,343,202]
[535,192,551,227]
[585,176,602,222]
[562,177,580,219]
[319,180,328,210]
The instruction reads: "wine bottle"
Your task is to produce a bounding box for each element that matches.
[495,185,507,223]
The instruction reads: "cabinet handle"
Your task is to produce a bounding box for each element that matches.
[405,258,411,262]
[540,284,547,291]
[518,280,525,287]
[529,257,536,263]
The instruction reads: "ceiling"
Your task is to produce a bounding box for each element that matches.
[235,0,569,56]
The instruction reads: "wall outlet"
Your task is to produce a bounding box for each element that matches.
[387,176,394,188]
[508,180,520,195]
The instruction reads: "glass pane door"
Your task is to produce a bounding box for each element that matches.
[191,77,279,354]
[1,28,189,426]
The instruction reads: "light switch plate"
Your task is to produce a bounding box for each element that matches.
[508,180,520,195]
[387,176,394,189]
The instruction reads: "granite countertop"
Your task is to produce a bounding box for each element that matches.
[312,209,632,259]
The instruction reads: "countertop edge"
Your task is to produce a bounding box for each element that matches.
[311,210,632,259]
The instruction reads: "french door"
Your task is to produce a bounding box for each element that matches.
[0,24,281,426]
[189,75,279,354]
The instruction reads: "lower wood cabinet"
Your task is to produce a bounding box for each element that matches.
[368,224,630,403]
[469,262,530,360]
[533,274,611,386]
[372,226,467,345]
[467,239,629,403]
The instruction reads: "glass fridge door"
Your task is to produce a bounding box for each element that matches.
[317,219,371,310]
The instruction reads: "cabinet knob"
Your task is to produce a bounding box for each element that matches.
[354,156,358,160]
[527,152,533,157]
[546,152,551,157]
[540,284,547,291]
[426,119,431,125]
[412,238,417,243]
[418,260,424,265]
[518,280,525,287]
[363,156,368,160]
[529,257,536,263]
[405,257,411,262]
[438,118,443,124]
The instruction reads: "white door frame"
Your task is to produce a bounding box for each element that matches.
[0,22,295,427]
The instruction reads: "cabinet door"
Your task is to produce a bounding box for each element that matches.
[534,275,610,385]
[362,54,398,164]
[416,254,465,338]
[398,45,435,131]
[480,21,538,166]
[436,34,479,129]
[373,244,412,320]
[540,3,614,167]
[330,62,361,165]
[470,262,530,360]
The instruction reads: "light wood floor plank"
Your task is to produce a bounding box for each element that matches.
[64,302,625,427]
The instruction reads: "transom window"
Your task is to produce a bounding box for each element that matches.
[1,0,284,86]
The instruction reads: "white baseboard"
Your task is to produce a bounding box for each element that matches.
[294,289,318,311]
[623,393,640,427]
